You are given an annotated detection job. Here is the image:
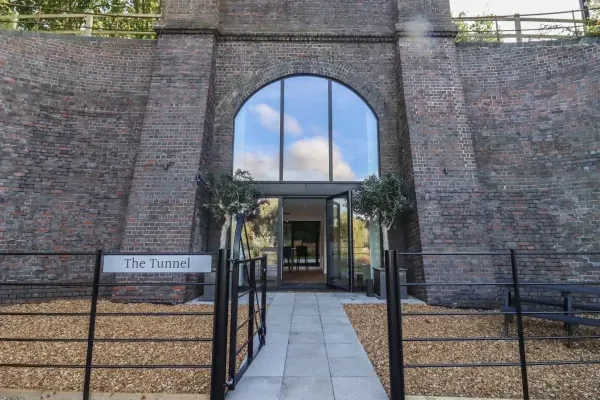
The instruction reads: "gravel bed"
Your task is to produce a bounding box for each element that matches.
[344,304,600,400]
[0,300,253,394]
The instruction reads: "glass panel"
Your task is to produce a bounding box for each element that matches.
[243,198,280,283]
[327,195,350,290]
[332,82,378,181]
[282,76,330,181]
[233,81,281,181]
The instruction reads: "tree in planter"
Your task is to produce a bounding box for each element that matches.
[353,173,416,251]
[202,169,263,249]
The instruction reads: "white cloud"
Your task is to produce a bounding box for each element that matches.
[234,151,280,181]
[285,137,356,181]
[251,103,303,136]
[235,136,357,182]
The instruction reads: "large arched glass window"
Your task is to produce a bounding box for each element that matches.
[233,75,378,182]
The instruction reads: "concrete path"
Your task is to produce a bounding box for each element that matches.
[226,292,388,400]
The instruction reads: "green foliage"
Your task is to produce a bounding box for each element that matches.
[454,12,502,43]
[0,0,160,38]
[353,173,415,231]
[587,0,600,36]
[247,199,279,257]
[202,169,263,223]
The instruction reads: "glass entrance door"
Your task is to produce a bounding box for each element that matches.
[326,192,353,291]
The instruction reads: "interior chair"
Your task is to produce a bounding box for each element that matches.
[283,246,293,272]
[295,245,309,271]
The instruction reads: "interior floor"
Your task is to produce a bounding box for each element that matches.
[282,269,327,284]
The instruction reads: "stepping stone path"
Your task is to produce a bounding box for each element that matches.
[227,292,388,400]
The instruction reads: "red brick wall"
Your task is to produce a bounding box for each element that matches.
[0,31,154,303]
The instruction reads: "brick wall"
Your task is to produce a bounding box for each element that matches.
[115,34,217,303]
[218,0,396,35]
[397,35,496,307]
[0,31,154,303]
[457,39,600,301]
[207,39,405,252]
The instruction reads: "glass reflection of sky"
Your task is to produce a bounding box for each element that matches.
[233,76,378,182]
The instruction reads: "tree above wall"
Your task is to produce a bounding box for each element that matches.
[0,0,161,37]
[454,12,503,43]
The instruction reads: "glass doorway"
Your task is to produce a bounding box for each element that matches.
[326,192,353,291]
[281,198,327,285]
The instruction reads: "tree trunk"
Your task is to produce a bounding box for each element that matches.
[382,226,390,251]
[220,214,231,249]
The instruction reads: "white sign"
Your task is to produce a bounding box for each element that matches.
[103,255,212,273]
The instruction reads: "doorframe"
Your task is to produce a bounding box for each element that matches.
[272,193,357,291]
[325,191,354,292]
[278,196,328,287]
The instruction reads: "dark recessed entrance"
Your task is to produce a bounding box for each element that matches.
[242,187,381,292]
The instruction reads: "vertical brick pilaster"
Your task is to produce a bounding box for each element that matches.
[117,34,217,303]
[397,31,496,306]
[159,0,219,30]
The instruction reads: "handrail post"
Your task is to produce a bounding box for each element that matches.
[510,249,530,400]
[261,255,267,339]
[495,16,501,42]
[84,10,93,36]
[210,249,230,400]
[384,250,405,400]
[11,9,19,30]
[247,260,256,363]
[83,249,102,400]
[228,259,240,388]
[573,9,580,36]
[514,13,523,43]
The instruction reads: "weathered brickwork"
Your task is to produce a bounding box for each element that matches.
[1,0,599,306]
[396,35,496,306]
[116,34,218,303]
[0,31,154,303]
[457,39,600,303]
[218,0,396,35]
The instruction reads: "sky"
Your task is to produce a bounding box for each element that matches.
[450,0,582,16]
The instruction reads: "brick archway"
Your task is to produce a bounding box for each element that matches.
[212,59,391,173]
[215,59,390,128]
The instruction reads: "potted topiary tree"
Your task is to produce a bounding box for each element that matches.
[203,169,263,249]
[353,173,415,298]
[201,169,262,300]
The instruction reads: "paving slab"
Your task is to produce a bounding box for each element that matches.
[288,331,325,344]
[328,357,378,377]
[332,377,389,400]
[227,292,386,400]
[280,377,334,400]
[226,377,282,400]
[284,356,331,376]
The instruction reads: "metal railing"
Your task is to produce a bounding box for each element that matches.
[455,8,600,42]
[226,255,268,390]
[0,248,268,400]
[383,249,600,400]
[1,4,599,41]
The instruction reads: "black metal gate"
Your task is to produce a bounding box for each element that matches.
[0,248,269,400]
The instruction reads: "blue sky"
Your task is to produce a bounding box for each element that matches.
[234,76,377,182]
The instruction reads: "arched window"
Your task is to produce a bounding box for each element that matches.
[233,75,378,182]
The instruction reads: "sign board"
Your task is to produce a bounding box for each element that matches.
[103,255,212,273]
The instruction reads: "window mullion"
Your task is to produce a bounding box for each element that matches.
[328,79,333,182]
[279,79,284,182]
